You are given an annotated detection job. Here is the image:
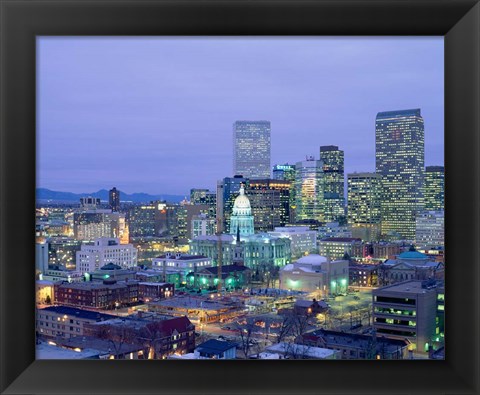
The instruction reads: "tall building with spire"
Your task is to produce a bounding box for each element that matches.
[233,121,271,179]
[376,109,425,240]
[229,185,255,237]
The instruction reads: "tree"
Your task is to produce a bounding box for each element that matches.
[275,314,294,344]
[284,342,313,360]
[290,314,310,339]
[234,320,260,359]
[96,323,135,359]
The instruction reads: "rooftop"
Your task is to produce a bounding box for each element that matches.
[150,297,230,311]
[196,339,237,354]
[265,342,337,359]
[38,306,117,321]
[36,342,99,360]
[296,254,328,265]
[155,254,209,260]
[398,250,428,260]
[55,280,139,290]
[373,280,438,294]
[58,337,144,354]
[319,237,361,242]
[305,329,409,350]
[100,263,122,271]
[201,264,250,276]
[93,315,194,335]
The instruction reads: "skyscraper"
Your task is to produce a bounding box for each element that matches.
[347,172,382,241]
[128,203,156,237]
[109,187,120,212]
[294,156,324,222]
[320,146,345,223]
[246,179,291,232]
[273,164,296,222]
[190,188,216,219]
[233,121,271,179]
[376,109,425,240]
[424,166,444,211]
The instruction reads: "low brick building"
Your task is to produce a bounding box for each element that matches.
[85,315,195,359]
[54,279,139,309]
[138,282,174,301]
[36,306,116,339]
[301,329,409,360]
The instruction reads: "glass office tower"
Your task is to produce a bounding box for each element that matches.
[375,109,425,241]
[424,166,444,211]
[294,157,324,222]
[233,121,271,179]
[320,145,345,223]
[347,172,382,241]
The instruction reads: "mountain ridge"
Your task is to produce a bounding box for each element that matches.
[36,188,186,204]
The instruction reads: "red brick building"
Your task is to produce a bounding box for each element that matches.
[138,282,174,301]
[54,279,139,309]
[85,315,195,359]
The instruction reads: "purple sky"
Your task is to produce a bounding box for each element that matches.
[37,37,444,195]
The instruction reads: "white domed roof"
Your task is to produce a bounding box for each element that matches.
[233,186,251,209]
[296,254,328,264]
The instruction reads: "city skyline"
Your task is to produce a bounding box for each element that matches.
[37,37,444,195]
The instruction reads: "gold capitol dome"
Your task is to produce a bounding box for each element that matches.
[233,185,251,210]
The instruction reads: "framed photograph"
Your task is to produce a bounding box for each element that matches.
[1,1,479,394]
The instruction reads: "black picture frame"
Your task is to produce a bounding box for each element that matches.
[1,0,479,394]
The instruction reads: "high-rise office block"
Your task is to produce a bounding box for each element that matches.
[294,156,324,222]
[347,172,382,241]
[247,179,291,232]
[320,146,345,223]
[190,189,209,204]
[376,109,425,240]
[109,187,120,212]
[233,121,271,179]
[273,164,295,181]
[73,210,127,242]
[415,211,444,248]
[424,166,444,211]
[273,164,296,222]
[36,243,50,274]
[190,188,216,219]
[79,197,101,210]
[128,204,156,238]
[154,201,179,238]
[177,203,210,242]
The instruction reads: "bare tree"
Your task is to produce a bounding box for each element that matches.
[290,314,310,339]
[96,323,135,359]
[280,341,313,360]
[234,321,257,359]
[275,314,294,344]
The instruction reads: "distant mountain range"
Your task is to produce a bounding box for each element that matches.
[36,188,186,204]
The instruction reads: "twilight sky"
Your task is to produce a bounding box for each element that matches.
[37,37,444,196]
